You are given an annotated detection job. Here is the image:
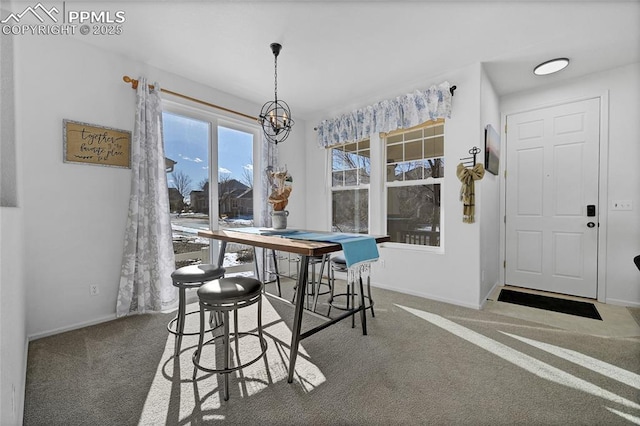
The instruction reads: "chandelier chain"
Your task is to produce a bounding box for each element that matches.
[273,54,278,102]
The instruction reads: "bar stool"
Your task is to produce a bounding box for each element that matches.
[328,255,375,325]
[169,264,225,356]
[192,276,268,401]
[290,255,331,312]
[310,255,332,312]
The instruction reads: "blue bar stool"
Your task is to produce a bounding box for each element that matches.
[192,276,268,401]
[169,264,225,356]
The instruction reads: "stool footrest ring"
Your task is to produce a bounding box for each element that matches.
[192,332,268,376]
[167,310,221,336]
[329,293,374,312]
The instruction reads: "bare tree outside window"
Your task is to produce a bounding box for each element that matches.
[198,178,209,190]
[171,170,192,199]
[240,158,254,189]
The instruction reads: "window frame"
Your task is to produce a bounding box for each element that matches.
[383,120,445,251]
[327,120,445,253]
[328,138,372,234]
[162,99,262,267]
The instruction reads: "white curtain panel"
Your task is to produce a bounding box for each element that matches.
[117,77,177,317]
[316,81,453,147]
[255,138,279,281]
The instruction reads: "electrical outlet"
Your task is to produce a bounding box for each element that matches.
[612,200,633,211]
[380,260,386,268]
[90,284,99,296]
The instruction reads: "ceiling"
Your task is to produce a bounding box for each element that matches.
[73,1,640,120]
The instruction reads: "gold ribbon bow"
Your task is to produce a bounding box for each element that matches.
[456,162,485,223]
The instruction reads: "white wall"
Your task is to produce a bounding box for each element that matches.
[305,63,485,309]
[15,35,267,338]
[478,65,502,304]
[500,62,640,307]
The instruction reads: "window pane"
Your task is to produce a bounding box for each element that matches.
[332,147,346,171]
[332,140,370,186]
[386,164,399,181]
[387,134,403,144]
[163,112,211,268]
[405,140,422,162]
[359,169,370,185]
[332,189,369,233]
[424,126,435,137]
[405,129,422,141]
[424,136,444,158]
[218,126,255,269]
[428,158,445,178]
[404,161,426,181]
[387,144,403,164]
[387,184,441,246]
[344,169,358,186]
[344,142,358,153]
[358,149,370,168]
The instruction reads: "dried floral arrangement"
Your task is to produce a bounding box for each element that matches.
[267,167,292,211]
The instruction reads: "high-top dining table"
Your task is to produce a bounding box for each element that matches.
[198,228,390,383]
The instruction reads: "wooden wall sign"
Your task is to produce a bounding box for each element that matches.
[63,119,131,168]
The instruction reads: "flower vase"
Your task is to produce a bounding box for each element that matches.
[271,210,289,229]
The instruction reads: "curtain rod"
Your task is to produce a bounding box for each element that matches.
[122,76,257,121]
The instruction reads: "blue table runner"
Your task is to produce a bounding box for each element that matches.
[230,228,379,268]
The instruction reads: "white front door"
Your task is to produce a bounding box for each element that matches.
[505,98,600,298]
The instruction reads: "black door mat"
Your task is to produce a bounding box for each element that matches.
[498,289,602,321]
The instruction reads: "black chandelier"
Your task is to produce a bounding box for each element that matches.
[258,43,294,145]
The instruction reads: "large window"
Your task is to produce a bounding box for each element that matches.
[328,119,445,247]
[330,139,370,233]
[162,106,259,270]
[385,120,444,246]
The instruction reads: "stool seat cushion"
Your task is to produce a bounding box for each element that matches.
[198,277,262,305]
[171,264,225,284]
[331,255,347,265]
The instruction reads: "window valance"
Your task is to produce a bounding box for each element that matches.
[316,81,453,148]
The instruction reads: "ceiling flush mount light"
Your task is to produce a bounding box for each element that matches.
[533,58,570,76]
[259,42,294,145]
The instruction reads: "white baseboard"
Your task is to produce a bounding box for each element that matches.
[606,298,640,308]
[479,281,500,309]
[18,336,28,425]
[371,281,482,310]
[28,313,117,341]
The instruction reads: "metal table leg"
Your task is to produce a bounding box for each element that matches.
[358,275,368,336]
[287,255,309,383]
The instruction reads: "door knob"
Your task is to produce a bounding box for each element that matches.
[587,222,596,228]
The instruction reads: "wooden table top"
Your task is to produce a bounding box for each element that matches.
[198,228,390,257]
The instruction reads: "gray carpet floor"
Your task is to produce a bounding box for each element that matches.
[24,281,640,425]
